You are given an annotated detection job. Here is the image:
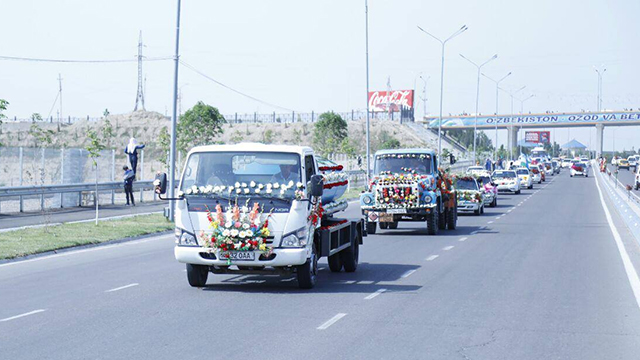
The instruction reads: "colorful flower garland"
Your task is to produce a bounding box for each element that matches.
[456,190,482,203]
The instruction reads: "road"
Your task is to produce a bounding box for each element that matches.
[0,202,165,230]
[2,170,640,359]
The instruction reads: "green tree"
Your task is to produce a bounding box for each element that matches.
[102,119,115,149]
[313,111,348,157]
[0,99,7,121]
[177,101,226,153]
[28,123,55,147]
[31,113,43,123]
[230,130,244,143]
[86,129,106,225]
[157,126,170,169]
[375,129,401,151]
[103,108,110,118]
[262,129,274,144]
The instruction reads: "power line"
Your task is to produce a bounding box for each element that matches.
[0,55,171,63]
[179,60,294,112]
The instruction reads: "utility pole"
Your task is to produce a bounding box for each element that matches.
[57,73,63,123]
[168,0,182,221]
[134,31,146,111]
[364,0,371,183]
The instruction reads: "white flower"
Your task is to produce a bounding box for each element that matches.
[191,185,198,194]
[241,206,249,213]
[185,189,192,195]
[273,183,280,189]
[235,182,241,188]
[238,231,246,238]
[153,179,160,186]
[254,218,261,226]
[213,186,220,193]
[234,243,241,249]
[280,188,286,195]
[296,182,304,189]
[255,189,261,194]
[242,223,250,230]
[288,180,294,187]
[220,186,226,191]
[225,221,232,228]
[236,188,242,194]
[242,182,248,188]
[258,184,264,189]
[244,188,250,194]
[222,229,230,237]
[266,188,273,194]
[266,183,272,189]
[250,181,256,188]
[177,191,184,197]
[230,229,239,237]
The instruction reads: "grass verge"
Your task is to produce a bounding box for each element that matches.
[0,213,173,260]
[339,186,365,201]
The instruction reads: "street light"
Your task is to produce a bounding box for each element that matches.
[417,24,468,163]
[516,94,534,155]
[460,53,498,164]
[594,66,606,111]
[364,0,371,183]
[482,72,511,161]
[168,0,182,221]
[419,75,429,121]
[499,85,526,159]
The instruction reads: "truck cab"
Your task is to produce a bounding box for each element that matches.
[155,143,364,289]
[359,149,457,235]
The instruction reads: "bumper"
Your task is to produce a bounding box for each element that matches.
[457,201,481,212]
[571,171,586,176]
[362,206,435,222]
[174,246,307,267]
[482,194,495,206]
[496,184,519,192]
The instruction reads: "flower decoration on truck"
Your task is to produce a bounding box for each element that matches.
[322,171,349,189]
[375,184,419,208]
[200,202,273,264]
[376,153,431,160]
[183,180,303,199]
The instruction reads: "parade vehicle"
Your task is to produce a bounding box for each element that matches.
[153,143,364,289]
[618,159,630,170]
[552,161,560,174]
[466,166,486,175]
[492,170,521,194]
[529,166,542,184]
[360,149,457,235]
[543,162,554,177]
[627,156,637,170]
[455,176,484,215]
[531,147,550,161]
[570,162,588,177]
[611,156,619,165]
[537,164,546,182]
[561,158,572,168]
[476,174,498,207]
[516,167,534,189]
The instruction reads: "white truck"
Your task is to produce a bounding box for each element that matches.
[154,144,364,289]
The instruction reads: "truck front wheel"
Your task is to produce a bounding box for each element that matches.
[426,207,439,235]
[297,246,318,289]
[366,221,377,235]
[186,264,208,287]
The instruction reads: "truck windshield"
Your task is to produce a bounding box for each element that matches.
[374,154,432,174]
[180,151,302,198]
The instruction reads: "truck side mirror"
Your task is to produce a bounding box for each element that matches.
[309,174,324,198]
[154,173,167,195]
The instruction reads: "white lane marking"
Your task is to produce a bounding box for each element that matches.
[0,234,171,268]
[470,231,478,235]
[357,280,375,285]
[442,246,454,251]
[317,313,347,330]
[0,309,46,322]
[105,283,139,293]
[401,269,417,278]
[495,216,501,220]
[459,237,468,242]
[594,173,640,310]
[343,280,356,284]
[488,221,494,224]
[281,277,296,282]
[364,288,387,300]
[507,209,513,213]
[426,255,439,261]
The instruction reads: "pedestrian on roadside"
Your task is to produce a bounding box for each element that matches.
[124,137,145,176]
[123,165,135,206]
[484,158,492,171]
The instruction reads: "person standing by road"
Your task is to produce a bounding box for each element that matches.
[123,165,135,206]
[124,137,145,176]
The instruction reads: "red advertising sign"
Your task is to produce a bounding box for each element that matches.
[525,131,550,143]
[368,90,414,112]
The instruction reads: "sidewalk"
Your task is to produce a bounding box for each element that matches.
[0,202,165,231]
[596,164,640,245]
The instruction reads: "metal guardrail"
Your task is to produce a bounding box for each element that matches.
[0,180,155,213]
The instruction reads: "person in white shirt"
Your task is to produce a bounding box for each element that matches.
[270,164,300,184]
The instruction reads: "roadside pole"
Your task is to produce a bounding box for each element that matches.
[168,0,182,221]
[364,0,371,183]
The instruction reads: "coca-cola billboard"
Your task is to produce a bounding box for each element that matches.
[368,90,414,112]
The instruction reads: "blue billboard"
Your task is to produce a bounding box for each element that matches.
[425,111,640,129]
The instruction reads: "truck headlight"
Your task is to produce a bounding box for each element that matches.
[281,227,308,248]
[362,195,373,205]
[176,229,198,247]
[423,195,432,203]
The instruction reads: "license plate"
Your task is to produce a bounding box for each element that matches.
[379,213,394,222]
[387,208,407,214]
[224,251,255,261]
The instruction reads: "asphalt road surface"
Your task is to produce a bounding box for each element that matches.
[2,171,640,359]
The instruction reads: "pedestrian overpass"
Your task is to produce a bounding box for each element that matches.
[419,110,640,157]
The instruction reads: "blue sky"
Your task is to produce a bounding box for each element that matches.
[1,0,639,151]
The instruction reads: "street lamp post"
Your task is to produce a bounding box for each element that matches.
[516,94,534,155]
[594,66,606,111]
[419,75,429,121]
[482,72,511,161]
[364,0,371,183]
[417,25,468,164]
[168,0,182,221]
[499,85,526,159]
[460,53,497,164]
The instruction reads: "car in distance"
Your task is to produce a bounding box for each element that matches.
[561,158,572,168]
[516,167,533,189]
[551,160,560,174]
[628,156,638,171]
[467,166,487,176]
[476,174,498,207]
[537,164,546,182]
[492,170,521,194]
[529,166,542,184]
[635,166,640,190]
[543,162,554,177]
[570,162,588,177]
[455,176,485,215]
[618,159,630,170]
